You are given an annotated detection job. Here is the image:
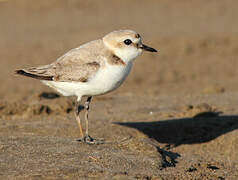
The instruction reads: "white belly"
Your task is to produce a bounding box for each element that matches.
[42,62,133,99]
[86,62,132,95]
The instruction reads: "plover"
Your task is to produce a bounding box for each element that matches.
[16,30,157,144]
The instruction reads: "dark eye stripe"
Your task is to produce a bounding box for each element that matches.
[135,34,141,38]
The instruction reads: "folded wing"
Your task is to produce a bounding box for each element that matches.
[16,45,103,82]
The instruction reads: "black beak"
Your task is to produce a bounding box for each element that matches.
[141,44,157,52]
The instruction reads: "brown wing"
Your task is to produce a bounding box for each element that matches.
[52,61,100,82]
[16,40,108,82]
[16,61,100,82]
[15,64,55,81]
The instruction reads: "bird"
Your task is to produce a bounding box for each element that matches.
[16,30,157,144]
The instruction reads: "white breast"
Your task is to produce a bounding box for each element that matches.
[83,61,133,96]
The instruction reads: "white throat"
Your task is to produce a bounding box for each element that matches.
[103,41,142,64]
[113,47,142,64]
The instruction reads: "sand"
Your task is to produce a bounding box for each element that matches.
[1,0,238,179]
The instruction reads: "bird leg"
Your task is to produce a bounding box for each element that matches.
[84,96,92,136]
[75,100,84,138]
[78,96,104,145]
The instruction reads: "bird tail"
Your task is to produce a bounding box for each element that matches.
[15,69,53,81]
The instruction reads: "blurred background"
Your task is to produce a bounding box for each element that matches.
[1,0,238,100]
[1,1,238,178]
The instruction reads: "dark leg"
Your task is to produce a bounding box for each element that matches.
[80,96,104,145]
[84,96,92,136]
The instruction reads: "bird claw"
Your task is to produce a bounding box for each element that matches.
[77,135,104,145]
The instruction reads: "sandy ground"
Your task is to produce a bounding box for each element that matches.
[1,0,238,179]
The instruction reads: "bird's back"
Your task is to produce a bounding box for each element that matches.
[16,39,110,82]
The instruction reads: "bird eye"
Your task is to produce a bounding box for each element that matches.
[124,39,132,45]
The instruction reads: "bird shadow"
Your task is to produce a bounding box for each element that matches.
[115,112,238,168]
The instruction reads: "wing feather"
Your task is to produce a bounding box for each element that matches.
[16,39,108,82]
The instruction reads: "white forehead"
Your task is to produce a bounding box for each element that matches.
[103,30,141,43]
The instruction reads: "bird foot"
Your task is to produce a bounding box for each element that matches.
[77,135,104,145]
